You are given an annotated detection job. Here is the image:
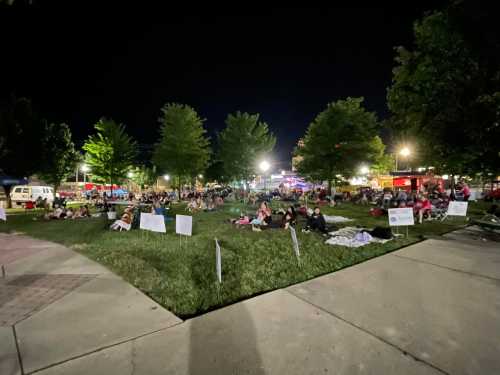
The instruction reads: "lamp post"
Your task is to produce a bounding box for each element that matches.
[259,160,270,192]
[395,147,411,171]
[81,164,90,184]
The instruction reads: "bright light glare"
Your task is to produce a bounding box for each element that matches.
[359,166,369,175]
[164,174,170,181]
[281,170,286,175]
[127,172,134,178]
[259,160,270,172]
[399,147,411,157]
[198,174,203,179]
[81,164,90,172]
[442,174,449,180]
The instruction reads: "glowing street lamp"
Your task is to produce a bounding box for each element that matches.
[259,160,270,172]
[399,147,411,157]
[395,146,411,171]
[281,170,286,176]
[164,174,170,181]
[81,164,90,184]
[127,171,134,178]
[259,160,270,192]
[198,174,203,179]
[359,165,369,175]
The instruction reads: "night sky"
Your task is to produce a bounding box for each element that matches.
[0,3,445,168]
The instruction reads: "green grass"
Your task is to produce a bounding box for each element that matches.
[0,201,491,318]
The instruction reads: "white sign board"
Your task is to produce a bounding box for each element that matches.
[176,215,193,236]
[0,207,6,221]
[215,238,222,283]
[388,208,415,226]
[447,201,468,216]
[140,213,166,233]
[290,226,300,258]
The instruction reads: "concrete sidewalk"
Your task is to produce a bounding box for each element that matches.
[1,228,500,375]
[0,233,181,375]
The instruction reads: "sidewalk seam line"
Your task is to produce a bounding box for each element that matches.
[25,321,184,375]
[13,325,25,375]
[391,253,500,282]
[284,289,450,375]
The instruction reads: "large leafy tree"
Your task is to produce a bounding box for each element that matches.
[217,111,276,182]
[129,164,157,190]
[38,122,80,192]
[387,2,500,178]
[83,118,138,192]
[0,96,44,207]
[296,97,381,193]
[152,103,210,197]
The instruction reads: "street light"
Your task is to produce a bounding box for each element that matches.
[259,160,270,172]
[359,165,369,175]
[399,147,411,157]
[198,174,203,179]
[395,146,411,171]
[164,174,170,181]
[81,164,90,184]
[127,171,134,178]
[281,170,286,176]
[259,160,270,192]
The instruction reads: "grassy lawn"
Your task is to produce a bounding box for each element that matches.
[0,201,490,318]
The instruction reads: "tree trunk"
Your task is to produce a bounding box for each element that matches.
[3,185,12,208]
[327,179,332,196]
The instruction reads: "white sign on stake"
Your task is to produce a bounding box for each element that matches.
[139,213,166,233]
[215,238,222,283]
[176,215,193,236]
[388,208,415,226]
[447,201,468,217]
[0,207,6,221]
[290,226,300,258]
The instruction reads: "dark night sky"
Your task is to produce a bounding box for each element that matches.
[0,2,445,167]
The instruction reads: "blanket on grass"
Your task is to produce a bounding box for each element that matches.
[325,226,392,248]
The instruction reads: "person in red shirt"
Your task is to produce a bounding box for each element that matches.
[414,194,432,224]
[458,182,471,201]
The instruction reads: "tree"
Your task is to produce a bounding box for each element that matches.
[0,96,44,207]
[387,2,500,179]
[152,103,210,198]
[296,97,381,194]
[38,122,80,192]
[367,136,395,175]
[217,111,276,182]
[128,164,157,190]
[82,118,138,194]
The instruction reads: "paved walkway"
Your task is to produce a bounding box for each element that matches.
[1,227,499,375]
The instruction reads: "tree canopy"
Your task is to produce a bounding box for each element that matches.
[296,97,381,191]
[152,103,210,192]
[38,122,80,191]
[217,111,276,182]
[82,118,138,187]
[387,2,500,176]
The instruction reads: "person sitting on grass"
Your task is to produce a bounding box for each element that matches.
[187,198,199,213]
[281,205,297,230]
[251,201,272,231]
[66,207,74,219]
[303,206,328,235]
[110,207,133,231]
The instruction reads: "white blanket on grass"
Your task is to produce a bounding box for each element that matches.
[323,215,353,224]
[325,226,392,248]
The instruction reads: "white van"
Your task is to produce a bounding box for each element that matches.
[10,185,55,206]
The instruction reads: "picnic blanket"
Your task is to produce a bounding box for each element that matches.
[325,226,392,248]
[323,215,353,224]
